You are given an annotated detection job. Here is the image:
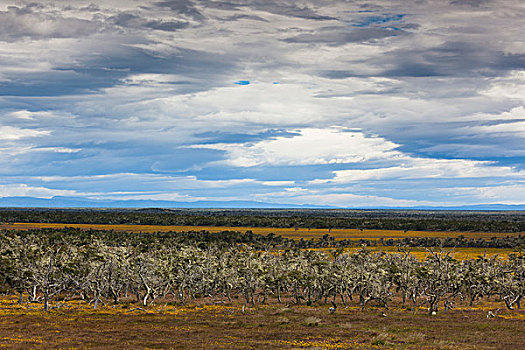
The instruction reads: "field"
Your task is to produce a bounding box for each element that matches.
[0,216,524,349]
[1,222,521,240]
[0,222,520,259]
[305,246,518,260]
[0,295,524,349]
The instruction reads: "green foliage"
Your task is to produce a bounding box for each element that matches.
[2,208,525,232]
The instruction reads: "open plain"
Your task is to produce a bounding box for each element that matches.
[0,295,524,349]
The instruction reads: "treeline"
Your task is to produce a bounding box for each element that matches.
[377,235,525,249]
[0,229,524,314]
[1,208,525,232]
[1,227,523,250]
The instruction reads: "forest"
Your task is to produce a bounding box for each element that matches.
[0,228,523,314]
[1,208,525,232]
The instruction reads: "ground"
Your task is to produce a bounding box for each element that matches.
[0,296,523,349]
[0,223,523,348]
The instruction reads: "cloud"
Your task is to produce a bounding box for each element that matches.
[0,5,103,42]
[450,0,490,7]
[154,0,205,21]
[314,158,525,184]
[481,70,525,101]
[0,0,524,207]
[464,121,525,137]
[444,184,525,204]
[254,190,434,208]
[0,183,82,199]
[242,1,336,21]
[381,42,525,78]
[109,13,189,32]
[191,128,399,167]
[284,26,406,45]
[0,126,50,140]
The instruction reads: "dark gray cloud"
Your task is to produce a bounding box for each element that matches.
[198,0,336,20]
[284,27,406,45]
[320,41,525,78]
[0,5,104,42]
[79,3,101,12]
[221,14,269,22]
[249,1,336,21]
[110,13,189,31]
[155,0,205,21]
[0,43,238,96]
[198,0,242,11]
[383,42,525,78]
[450,0,491,7]
[146,19,190,31]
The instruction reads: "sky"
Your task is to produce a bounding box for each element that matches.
[0,0,524,208]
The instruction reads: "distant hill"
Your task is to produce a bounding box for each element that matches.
[0,196,523,210]
[410,204,525,211]
[0,196,333,209]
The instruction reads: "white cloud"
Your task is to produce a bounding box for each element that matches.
[481,70,525,102]
[284,187,311,193]
[0,184,82,198]
[313,157,524,184]
[261,180,295,186]
[464,121,525,137]
[36,147,81,153]
[191,128,400,167]
[35,173,287,192]
[444,184,525,204]
[95,192,205,202]
[255,190,434,208]
[5,110,72,120]
[0,126,50,140]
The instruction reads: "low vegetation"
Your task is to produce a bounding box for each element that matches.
[1,294,523,349]
[0,210,523,349]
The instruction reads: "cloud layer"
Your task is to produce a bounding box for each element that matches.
[0,0,524,207]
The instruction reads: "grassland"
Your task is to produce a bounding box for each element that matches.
[1,222,520,259]
[1,222,521,240]
[0,295,524,349]
[1,221,524,348]
[304,246,518,260]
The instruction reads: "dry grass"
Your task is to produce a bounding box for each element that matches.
[1,222,520,240]
[304,246,518,260]
[1,222,519,260]
[0,295,523,349]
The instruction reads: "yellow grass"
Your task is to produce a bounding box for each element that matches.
[0,294,234,318]
[1,222,520,260]
[334,246,516,260]
[0,222,520,240]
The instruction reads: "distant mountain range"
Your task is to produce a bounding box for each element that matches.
[0,196,524,211]
[0,196,331,209]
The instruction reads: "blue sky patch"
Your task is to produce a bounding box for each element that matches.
[353,14,406,27]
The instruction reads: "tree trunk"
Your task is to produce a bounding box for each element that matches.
[428,296,439,315]
[44,292,49,312]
